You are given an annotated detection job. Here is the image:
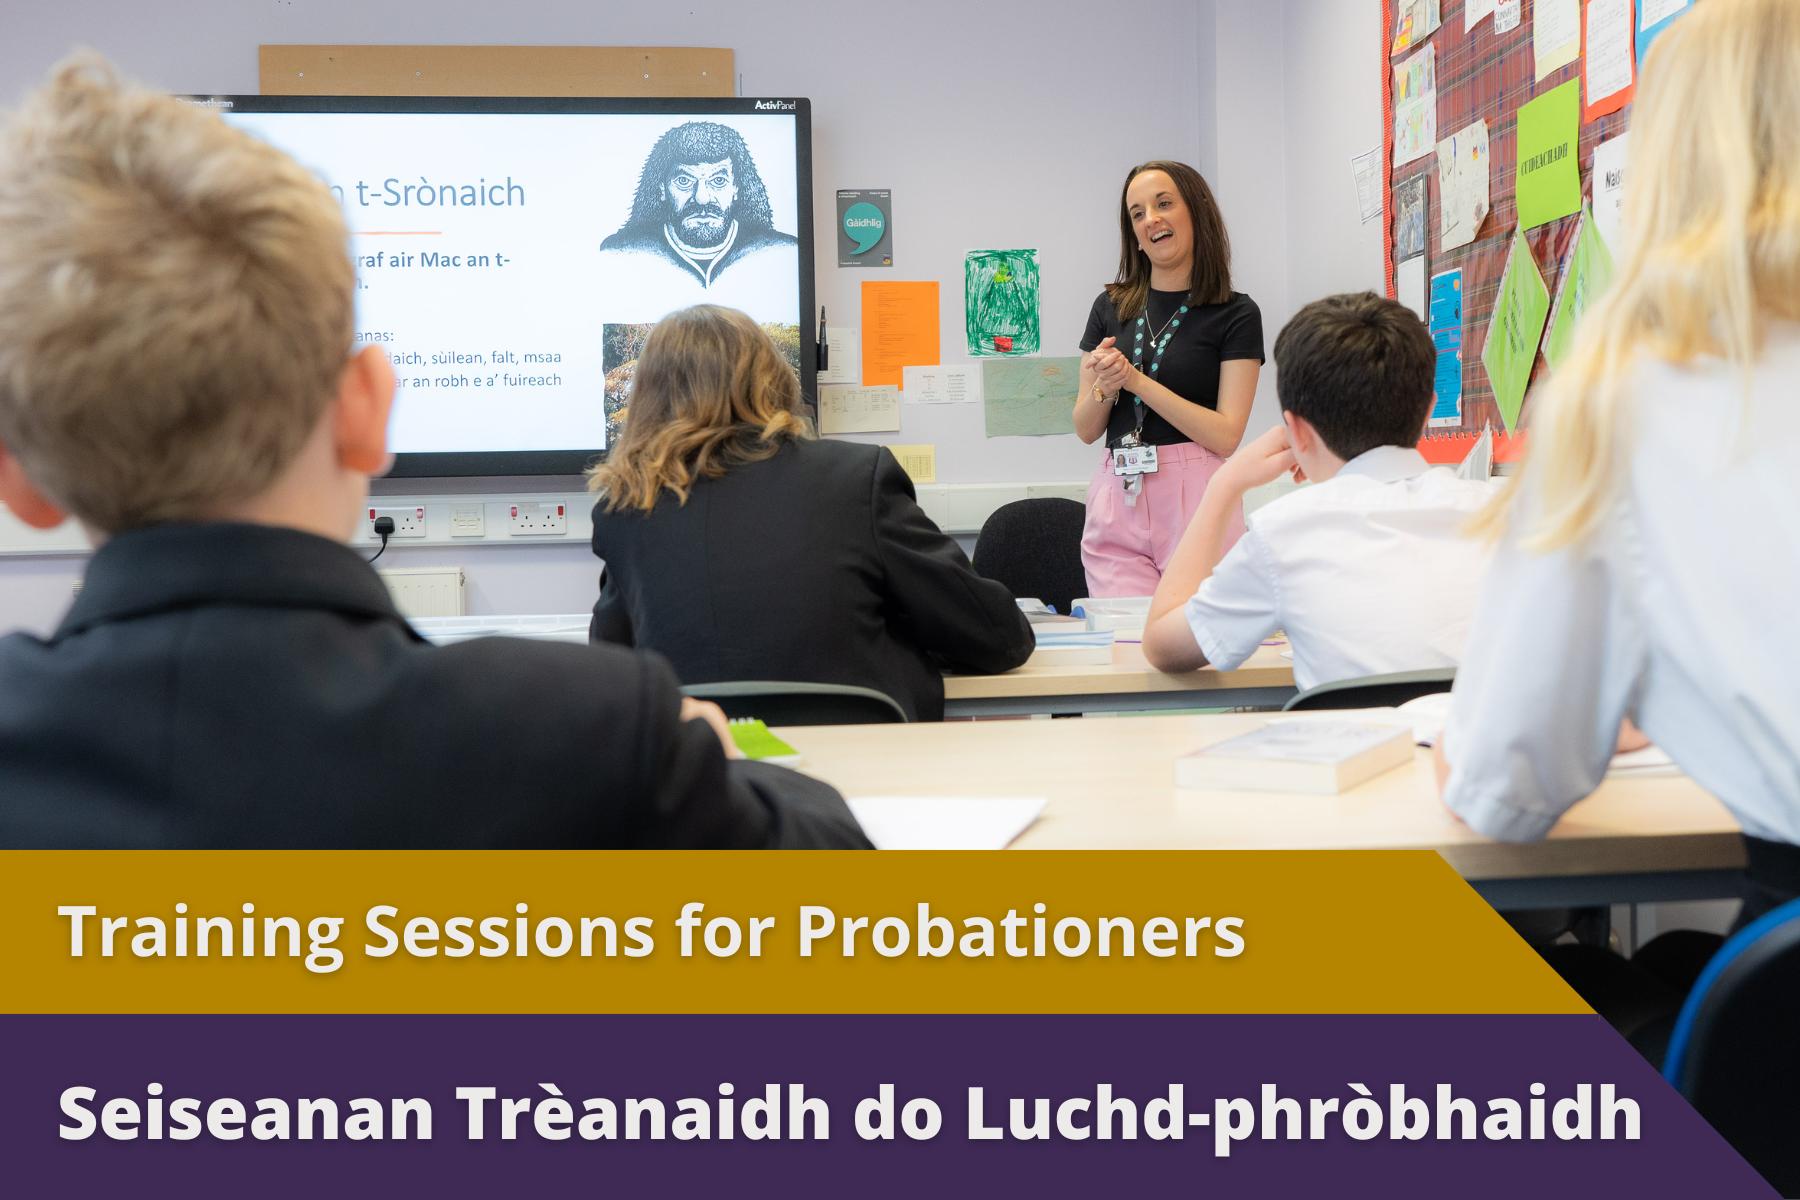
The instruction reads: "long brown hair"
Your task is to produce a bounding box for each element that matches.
[1105,160,1234,320]
[587,305,812,512]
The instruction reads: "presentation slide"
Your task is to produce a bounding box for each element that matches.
[225,109,806,458]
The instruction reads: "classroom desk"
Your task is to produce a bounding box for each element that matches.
[781,712,1748,911]
[942,643,1298,717]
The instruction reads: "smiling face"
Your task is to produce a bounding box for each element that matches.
[666,158,737,246]
[1125,169,1194,286]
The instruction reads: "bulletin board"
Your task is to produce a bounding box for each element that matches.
[1380,0,1634,464]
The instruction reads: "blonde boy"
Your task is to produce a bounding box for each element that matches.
[0,59,865,849]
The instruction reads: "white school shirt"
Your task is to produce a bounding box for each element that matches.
[1183,445,1499,691]
[1443,323,1800,844]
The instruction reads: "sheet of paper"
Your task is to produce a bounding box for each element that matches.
[1592,132,1630,256]
[1391,0,1441,53]
[1495,0,1522,32]
[1534,0,1581,80]
[901,364,981,405]
[1391,45,1438,168]
[1583,0,1635,121]
[1394,174,1428,259]
[964,249,1041,357]
[1544,206,1616,368]
[981,356,1079,438]
[1429,269,1464,426]
[816,385,901,435]
[1351,148,1383,224]
[1465,0,1497,33]
[1397,255,1428,324]
[1637,0,1691,64]
[845,796,1047,851]
[817,326,860,386]
[861,280,940,389]
[1516,79,1583,230]
[1482,233,1551,432]
[886,444,937,484]
[1435,119,1490,251]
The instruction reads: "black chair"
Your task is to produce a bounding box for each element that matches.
[971,497,1088,616]
[680,681,907,726]
[1281,667,1457,711]
[1662,898,1800,1194]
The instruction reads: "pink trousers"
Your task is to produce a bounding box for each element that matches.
[1080,442,1246,597]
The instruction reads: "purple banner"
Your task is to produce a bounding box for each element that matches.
[0,1015,1774,1197]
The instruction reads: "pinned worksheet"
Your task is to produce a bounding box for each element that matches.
[1435,119,1490,251]
[817,327,861,386]
[901,365,981,405]
[1544,206,1616,368]
[1592,132,1630,255]
[1392,45,1438,167]
[982,357,1079,438]
[1583,0,1636,121]
[886,444,938,484]
[1534,0,1581,80]
[861,280,939,389]
[1516,80,1582,230]
[1429,269,1464,427]
[1391,0,1441,53]
[817,385,901,435]
[1482,234,1551,432]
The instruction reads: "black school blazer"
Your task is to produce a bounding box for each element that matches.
[590,439,1033,720]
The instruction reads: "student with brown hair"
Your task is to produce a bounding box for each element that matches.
[589,304,1032,721]
[0,58,867,850]
[1141,292,1497,688]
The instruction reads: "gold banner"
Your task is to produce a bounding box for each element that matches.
[0,851,1585,1015]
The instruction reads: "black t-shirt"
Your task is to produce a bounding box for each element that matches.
[1079,289,1264,447]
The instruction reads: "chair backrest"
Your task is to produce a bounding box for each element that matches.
[1281,668,1457,712]
[681,680,908,726]
[971,497,1088,615]
[1662,897,1800,1195]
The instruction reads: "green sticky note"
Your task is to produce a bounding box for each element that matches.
[727,719,801,764]
[1482,232,1551,433]
[1516,79,1582,231]
[1544,206,1616,369]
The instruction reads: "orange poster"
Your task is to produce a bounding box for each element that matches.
[861,280,939,389]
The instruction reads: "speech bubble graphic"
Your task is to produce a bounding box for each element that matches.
[842,202,886,254]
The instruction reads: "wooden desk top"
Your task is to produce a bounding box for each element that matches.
[780,712,1745,884]
[942,642,1295,701]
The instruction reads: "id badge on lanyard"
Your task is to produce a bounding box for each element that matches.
[1111,302,1186,507]
[1111,424,1158,507]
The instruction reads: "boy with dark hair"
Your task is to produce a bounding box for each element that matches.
[0,58,866,849]
[1142,292,1498,690]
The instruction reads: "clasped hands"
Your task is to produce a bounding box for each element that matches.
[1087,336,1135,402]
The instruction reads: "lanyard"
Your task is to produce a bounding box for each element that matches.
[1128,303,1188,436]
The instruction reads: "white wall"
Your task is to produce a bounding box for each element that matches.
[0,0,1383,636]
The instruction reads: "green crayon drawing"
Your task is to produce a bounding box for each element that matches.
[965,249,1041,357]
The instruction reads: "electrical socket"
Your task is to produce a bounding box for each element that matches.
[367,506,427,540]
[448,504,486,538]
[508,500,567,536]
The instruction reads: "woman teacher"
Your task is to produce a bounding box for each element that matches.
[1074,160,1264,596]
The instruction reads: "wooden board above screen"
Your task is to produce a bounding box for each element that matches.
[259,45,734,97]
